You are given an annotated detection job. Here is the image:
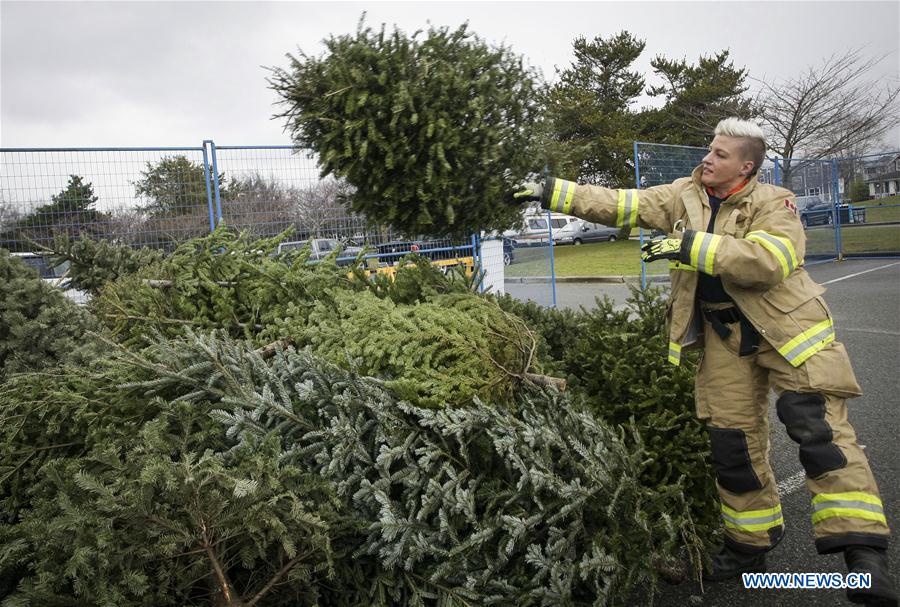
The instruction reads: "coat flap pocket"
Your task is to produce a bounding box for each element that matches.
[762,272,826,313]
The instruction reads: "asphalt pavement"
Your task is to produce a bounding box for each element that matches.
[510,259,900,606]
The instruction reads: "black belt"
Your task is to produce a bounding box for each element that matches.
[702,306,761,357]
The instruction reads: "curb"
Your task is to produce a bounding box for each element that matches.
[505,275,670,285]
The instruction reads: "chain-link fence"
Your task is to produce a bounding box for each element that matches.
[0,142,555,303]
[634,143,900,268]
[832,152,900,258]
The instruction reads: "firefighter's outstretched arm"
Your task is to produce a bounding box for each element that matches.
[509,178,676,234]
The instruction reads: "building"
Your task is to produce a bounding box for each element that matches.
[860,154,900,198]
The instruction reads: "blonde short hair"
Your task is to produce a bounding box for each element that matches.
[714,117,766,175]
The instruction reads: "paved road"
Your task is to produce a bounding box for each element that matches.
[511,259,900,605]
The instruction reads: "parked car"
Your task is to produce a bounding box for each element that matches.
[553,219,619,245]
[513,213,579,246]
[798,197,866,229]
[502,237,515,265]
[277,238,364,264]
[11,251,69,280]
[10,252,88,304]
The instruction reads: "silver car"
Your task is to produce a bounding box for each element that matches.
[554,219,619,245]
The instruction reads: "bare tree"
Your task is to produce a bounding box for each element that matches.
[223,173,297,237]
[754,49,900,191]
[294,178,362,238]
[0,195,23,232]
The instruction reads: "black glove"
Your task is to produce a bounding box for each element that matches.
[507,181,544,205]
[641,237,683,263]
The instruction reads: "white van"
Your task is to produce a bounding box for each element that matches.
[513,212,579,246]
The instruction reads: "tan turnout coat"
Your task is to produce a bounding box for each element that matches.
[540,166,856,390]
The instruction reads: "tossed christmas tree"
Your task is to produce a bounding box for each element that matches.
[268,18,544,237]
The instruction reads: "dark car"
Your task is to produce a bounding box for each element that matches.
[799,200,866,229]
[501,237,515,266]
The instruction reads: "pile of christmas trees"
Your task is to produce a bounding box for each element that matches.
[0,230,717,606]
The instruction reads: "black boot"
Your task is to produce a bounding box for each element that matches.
[844,545,898,607]
[703,544,766,581]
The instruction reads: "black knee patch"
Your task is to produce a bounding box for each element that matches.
[776,391,847,479]
[708,427,763,494]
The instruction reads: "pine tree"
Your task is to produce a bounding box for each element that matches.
[0,249,97,381]
[1,339,345,606]
[5,175,109,251]
[268,18,543,238]
[115,331,698,605]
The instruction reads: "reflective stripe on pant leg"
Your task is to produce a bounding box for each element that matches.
[722,503,784,532]
[776,391,847,478]
[811,492,887,526]
[759,347,890,554]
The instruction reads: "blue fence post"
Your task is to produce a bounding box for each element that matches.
[634,141,647,290]
[832,158,844,261]
[471,233,482,292]
[773,158,781,187]
[209,140,223,224]
[201,141,216,233]
[542,163,557,308]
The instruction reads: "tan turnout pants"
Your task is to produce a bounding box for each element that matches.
[695,307,891,554]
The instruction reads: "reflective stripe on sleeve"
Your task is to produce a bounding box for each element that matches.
[549,179,576,214]
[616,189,639,229]
[811,492,887,526]
[746,231,800,278]
[668,341,682,366]
[722,503,784,533]
[687,231,722,275]
[777,318,835,367]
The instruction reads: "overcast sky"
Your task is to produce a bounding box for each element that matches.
[1,0,899,150]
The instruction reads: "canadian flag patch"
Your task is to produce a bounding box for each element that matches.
[784,199,798,215]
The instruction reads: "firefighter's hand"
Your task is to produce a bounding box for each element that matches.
[507,181,544,205]
[641,238,682,263]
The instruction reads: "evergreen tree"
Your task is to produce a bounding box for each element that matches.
[0,249,97,382]
[268,18,543,238]
[0,348,343,606]
[6,175,109,251]
[135,155,225,217]
[542,32,646,188]
[644,50,754,147]
[49,234,165,295]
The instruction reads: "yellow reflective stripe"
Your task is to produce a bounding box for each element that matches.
[669,260,697,272]
[721,503,784,532]
[812,508,887,526]
[813,492,884,506]
[746,231,800,278]
[777,319,835,367]
[722,503,782,519]
[561,181,575,215]
[550,179,564,213]
[724,516,785,532]
[548,179,576,214]
[688,232,722,274]
[667,341,681,365]
[811,492,887,526]
[615,189,639,229]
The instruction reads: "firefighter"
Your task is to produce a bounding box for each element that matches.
[510,117,896,606]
